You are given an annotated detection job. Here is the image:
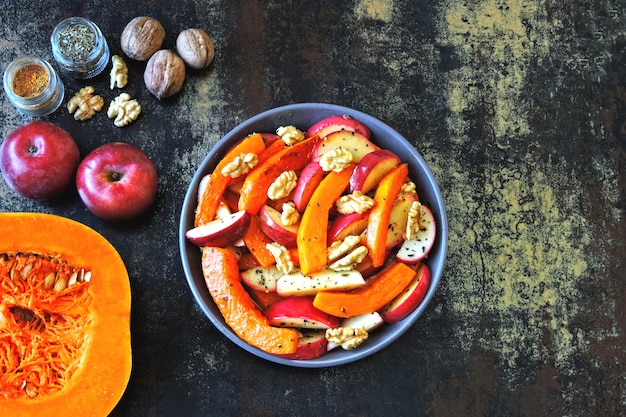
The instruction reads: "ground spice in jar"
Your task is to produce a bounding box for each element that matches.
[12,64,49,98]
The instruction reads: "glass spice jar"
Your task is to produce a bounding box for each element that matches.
[51,17,109,79]
[3,57,65,117]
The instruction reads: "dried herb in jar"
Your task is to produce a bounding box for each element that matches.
[57,23,96,61]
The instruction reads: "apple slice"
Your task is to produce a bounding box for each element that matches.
[240,264,284,292]
[312,130,380,163]
[257,205,299,247]
[327,212,369,244]
[260,132,281,146]
[349,149,401,194]
[276,269,365,296]
[385,192,419,250]
[264,297,341,329]
[307,115,372,139]
[354,254,382,278]
[395,204,437,264]
[186,210,251,247]
[326,312,384,351]
[292,160,326,212]
[379,263,431,323]
[277,330,328,360]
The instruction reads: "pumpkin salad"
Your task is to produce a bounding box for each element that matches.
[186,115,438,360]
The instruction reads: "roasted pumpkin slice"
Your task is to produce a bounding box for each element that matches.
[0,213,131,417]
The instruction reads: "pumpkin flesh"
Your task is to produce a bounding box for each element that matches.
[0,213,131,417]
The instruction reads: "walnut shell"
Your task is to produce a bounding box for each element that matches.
[121,16,165,61]
[143,49,186,100]
[176,28,215,70]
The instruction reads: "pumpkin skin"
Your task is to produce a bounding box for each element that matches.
[0,213,132,417]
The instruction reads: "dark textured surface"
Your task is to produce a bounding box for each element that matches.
[1,1,625,416]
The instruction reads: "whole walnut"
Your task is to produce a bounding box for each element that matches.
[121,16,165,61]
[144,49,186,100]
[176,28,215,70]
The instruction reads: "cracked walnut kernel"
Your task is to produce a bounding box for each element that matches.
[107,93,141,127]
[67,86,104,121]
[110,55,128,89]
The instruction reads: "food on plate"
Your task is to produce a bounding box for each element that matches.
[264,297,341,329]
[201,247,299,355]
[186,210,251,247]
[0,121,79,200]
[395,203,437,264]
[257,205,299,248]
[380,263,431,324]
[349,149,401,194]
[0,213,131,417]
[76,142,158,222]
[307,114,371,140]
[277,330,328,360]
[187,114,437,359]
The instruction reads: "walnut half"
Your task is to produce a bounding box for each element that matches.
[67,86,104,121]
[107,93,141,127]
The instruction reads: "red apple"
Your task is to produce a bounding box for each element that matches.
[385,192,419,249]
[264,297,340,329]
[292,160,325,212]
[379,263,431,323]
[326,312,384,351]
[186,210,251,247]
[354,254,382,278]
[277,330,328,360]
[257,205,299,247]
[312,130,379,163]
[395,204,437,264]
[327,211,369,244]
[240,264,283,292]
[307,115,371,139]
[0,121,79,199]
[260,132,281,146]
[349,149,401,194]
[76,142,158,222]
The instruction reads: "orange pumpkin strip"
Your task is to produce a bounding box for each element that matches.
[195,133,266,226]
[201,247,298,355]
[297,164,355,275]
[366,163,409,267]
[313,261,416,318]
[242,216,276,268]
[238,136,320,215]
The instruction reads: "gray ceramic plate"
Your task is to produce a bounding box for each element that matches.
[179,103,448,368]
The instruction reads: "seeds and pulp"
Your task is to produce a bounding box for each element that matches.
[0,252,92,399]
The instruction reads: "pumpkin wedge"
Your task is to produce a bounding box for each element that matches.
[297,163,355,275]
[313,261,416,318]
[201,247,299,355]
[238,135,320,215]
[366,163,409,267]
[195,133,266,227]
[0,212,131,417]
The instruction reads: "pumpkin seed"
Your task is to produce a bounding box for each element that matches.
[43,272,57,290]
[54,277,68,292]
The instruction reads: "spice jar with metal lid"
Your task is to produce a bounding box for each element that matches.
[3,57,65,117]
[51,17,109,79]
